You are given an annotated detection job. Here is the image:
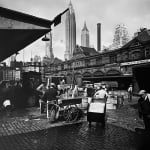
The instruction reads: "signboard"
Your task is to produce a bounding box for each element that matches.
[120,59,150,66]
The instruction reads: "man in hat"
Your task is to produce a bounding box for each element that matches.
[40,83,58,114]
[42,83,58,103]
[138,90,150,132]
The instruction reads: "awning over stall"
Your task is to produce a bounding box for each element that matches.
[0,28,50,62]
[0,6,68,62]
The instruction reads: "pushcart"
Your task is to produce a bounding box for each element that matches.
[39,97,82,122]
[87,98,106,127]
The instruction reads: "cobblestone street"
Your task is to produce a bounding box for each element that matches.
[0,95,146,150]
[0,122,139,150]
[1,1,150,149]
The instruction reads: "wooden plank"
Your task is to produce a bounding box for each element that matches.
[60,97,82,106]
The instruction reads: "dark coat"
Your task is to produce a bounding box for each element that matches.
[42,87,58,102]
[138,95,150,117]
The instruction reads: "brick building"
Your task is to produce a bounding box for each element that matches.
[47,28,150,93]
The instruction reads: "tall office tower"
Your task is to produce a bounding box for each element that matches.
[112,23,130,49]
[81,21,90,47]
[45,31,54,61]
[64,1,76,60]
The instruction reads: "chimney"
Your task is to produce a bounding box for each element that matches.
[97,23,101,52]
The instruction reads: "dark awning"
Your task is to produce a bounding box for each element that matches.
[0,28,50,62]
[0,6,69,62]
[83,75,132,80]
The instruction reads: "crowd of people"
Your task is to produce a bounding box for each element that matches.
[0,79,110,112]
[36,80,109,105]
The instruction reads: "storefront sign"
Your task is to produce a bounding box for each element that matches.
[120,59,150,66]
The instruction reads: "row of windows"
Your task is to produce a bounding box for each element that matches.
[49,47,150,72]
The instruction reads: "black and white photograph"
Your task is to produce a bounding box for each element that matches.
[0,0,150,149]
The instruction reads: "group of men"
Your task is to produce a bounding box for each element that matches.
[36,80,150,132]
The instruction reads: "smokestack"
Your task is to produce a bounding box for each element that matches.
[97,23,101,51]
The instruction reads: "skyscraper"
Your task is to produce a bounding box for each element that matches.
[81,21,90,47]
[64,1,76,60]
[111,23,130,49]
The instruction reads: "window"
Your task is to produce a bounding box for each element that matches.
[90,59,96,66]
[122,52,129,62]
[130,50,141,60]
[110,55,117,64]
[131,41,140,47]
[145,48,150,58]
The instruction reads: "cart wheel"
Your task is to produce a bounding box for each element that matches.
[63,106,72,122]
[63,106,79,122]
[63,106,70,120]
[48,105,56,122]
[70,107,79,121]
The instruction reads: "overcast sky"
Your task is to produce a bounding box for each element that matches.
[1,0,150,61]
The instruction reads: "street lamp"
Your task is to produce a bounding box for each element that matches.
[42,34,50,41]
[41,8,69,42]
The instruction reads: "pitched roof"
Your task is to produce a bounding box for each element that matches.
[137,29,150,43]
[80,46,98,56]
[52,57,63,64]
[122,28,150,49]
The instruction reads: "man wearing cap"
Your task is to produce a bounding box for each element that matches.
[138,90,150,131]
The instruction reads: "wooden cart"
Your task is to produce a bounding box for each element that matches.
[40,97,82,122]
[87,98,106,127]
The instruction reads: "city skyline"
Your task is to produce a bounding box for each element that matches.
[0,0,150,62]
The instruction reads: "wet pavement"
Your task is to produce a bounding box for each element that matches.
[0,94,146,150]
[0,122,139,150]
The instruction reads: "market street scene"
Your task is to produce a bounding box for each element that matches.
[0,0,150,150]
[0,94,148,150]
